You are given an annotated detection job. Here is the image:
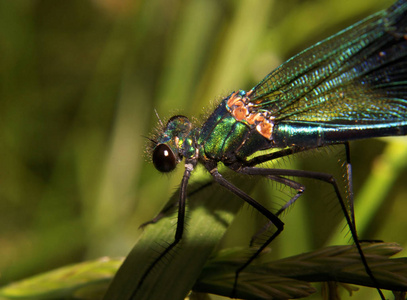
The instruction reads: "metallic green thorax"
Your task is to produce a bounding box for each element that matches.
[156,94,270,166]
[197,96,268,163]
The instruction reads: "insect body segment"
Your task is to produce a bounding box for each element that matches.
[226,89,276,140]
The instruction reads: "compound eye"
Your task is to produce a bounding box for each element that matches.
[152,144,177,173]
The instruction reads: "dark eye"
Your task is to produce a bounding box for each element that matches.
[152,144,177,173]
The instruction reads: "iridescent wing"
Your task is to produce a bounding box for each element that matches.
[250,0,407,126]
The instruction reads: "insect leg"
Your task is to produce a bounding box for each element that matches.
[133,161,194,296]
[238,166,384,299]
[207,166,284,297]
[249,175,305,246]
[139,181,214,229]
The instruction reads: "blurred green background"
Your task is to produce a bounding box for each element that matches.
[1,0,406,299]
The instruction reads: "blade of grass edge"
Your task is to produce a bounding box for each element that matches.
[103,177,254,300]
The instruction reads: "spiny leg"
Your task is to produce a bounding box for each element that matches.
[243,142,384,298]
[132,161,194,298]
[207,166,284,297]
[237,165,384,299]
[344,142,356,228]
[249,174,305,246]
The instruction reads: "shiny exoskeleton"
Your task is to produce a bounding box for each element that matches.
[144,1,407,298]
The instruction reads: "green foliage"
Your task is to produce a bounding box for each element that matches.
[0,258,121,299]
[2,238,407,299]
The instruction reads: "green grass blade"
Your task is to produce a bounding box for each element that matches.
[1,241,405,299]
[0,258,122,300]
[195,243,407,299]
[103,176,253,300]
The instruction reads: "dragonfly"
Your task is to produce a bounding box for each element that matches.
[144,0,407,298]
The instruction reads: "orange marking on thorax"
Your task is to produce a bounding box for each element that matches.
[226,90,274,140]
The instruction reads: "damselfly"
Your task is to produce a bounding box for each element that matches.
[145,1,407,298]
